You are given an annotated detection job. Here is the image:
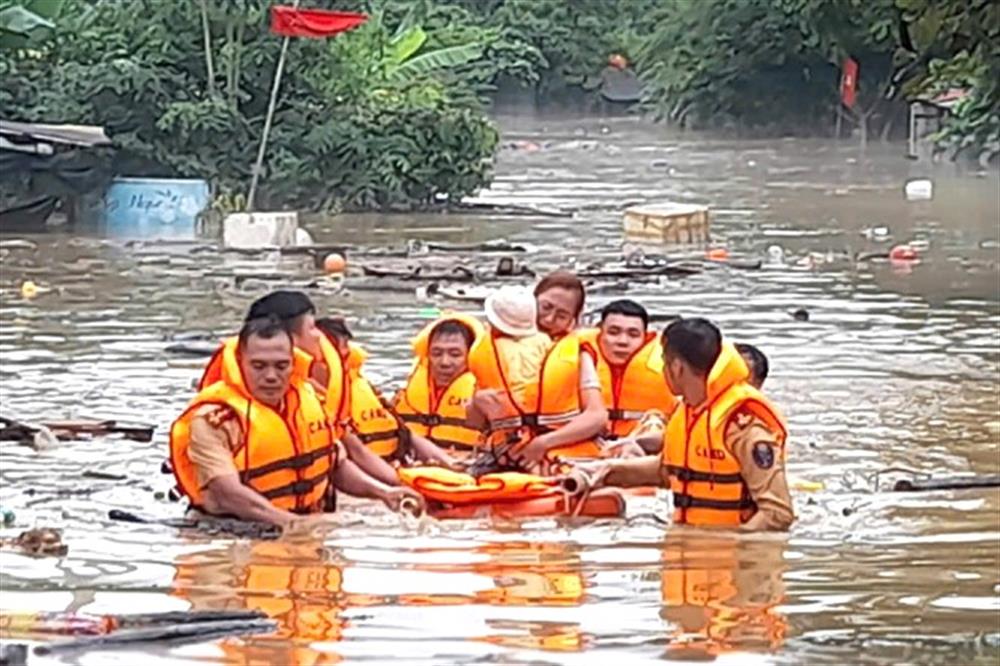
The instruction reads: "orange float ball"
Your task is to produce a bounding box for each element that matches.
[889,244,917,262]
[706,247,730,261]
[323,252,347,273]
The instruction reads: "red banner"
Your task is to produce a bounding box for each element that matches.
[840,57,858,109]
[270,6,367,38]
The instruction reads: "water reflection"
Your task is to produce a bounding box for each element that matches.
[660,533,786,660]
[173,540,349,665]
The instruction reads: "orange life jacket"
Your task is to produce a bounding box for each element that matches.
[467,332,601,459]
[660,343,787,527]
[337,343,404,458]
[395,367,479,450]
[170,340,337,513]
[395,314,483,450]
[349,373,404,458]
[576,328,677,437]
[199,336,347,437]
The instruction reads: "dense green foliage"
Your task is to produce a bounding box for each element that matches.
[0,0,502,211]
[635,0,998,158]
[1,0,995,210]
[892,0,999,161]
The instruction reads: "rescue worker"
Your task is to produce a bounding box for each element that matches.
[736,342,769,389]
[316,317,454,468]
[197,291,399,486]
[170,316,423,528]
[468,278,608,468]
[611,338,770,457]
[571,317,794,531]
[577,299,676,439]
[393,314,484,453]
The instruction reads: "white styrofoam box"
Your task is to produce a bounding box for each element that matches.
[222,211,299,248]
[904,179,933,201]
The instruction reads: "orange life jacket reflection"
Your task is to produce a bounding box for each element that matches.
[172,541,346,666]
[576,328,676,437]
[468,332,601,459]
[472,541,585,652]
[199,336,348,438]
[660,343,787,527]
[660,534,787,657]
[394,314,484,450]
[170,340,336,512]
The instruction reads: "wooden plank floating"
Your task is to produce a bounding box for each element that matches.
[623,203,710,243]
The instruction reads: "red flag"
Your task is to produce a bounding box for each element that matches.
[840,57,858,109]
[270,6,367,38]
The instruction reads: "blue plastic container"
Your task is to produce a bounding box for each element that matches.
[104,177,210,240]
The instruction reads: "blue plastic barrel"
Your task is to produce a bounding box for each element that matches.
[104,178,210,240]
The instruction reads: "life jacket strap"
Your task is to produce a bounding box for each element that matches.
[429,436,478,450]
[672,492,755,511]
[489,409,580,432]
[665,465,744,484]
[258,471,328,500]
[355,429,402,444]
[239,445,337,482]
[608,408,647,421]
[399,413,470,428]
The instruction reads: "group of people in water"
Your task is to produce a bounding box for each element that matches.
[168,269,794,532]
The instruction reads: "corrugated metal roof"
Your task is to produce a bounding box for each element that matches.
[0,120,111,148]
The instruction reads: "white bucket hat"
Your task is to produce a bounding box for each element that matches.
[484,285,538,338]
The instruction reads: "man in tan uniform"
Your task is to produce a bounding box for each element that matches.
[565,319,793,532]
[173,317,422,527]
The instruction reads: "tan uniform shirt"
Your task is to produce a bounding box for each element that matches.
[187,404,245,490]
[724,409,795,531]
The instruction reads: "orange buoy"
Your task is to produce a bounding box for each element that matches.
[889,244,917,262]
[323,252,347,274]
[706,247,730,261]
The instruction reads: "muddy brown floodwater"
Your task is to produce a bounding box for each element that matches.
[1,115,998,665]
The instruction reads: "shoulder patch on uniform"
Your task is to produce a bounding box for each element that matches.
[204,405,237,428]
[733,411,755,429]
[752,442,775,469]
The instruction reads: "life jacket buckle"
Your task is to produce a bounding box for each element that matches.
[289,480,313,495]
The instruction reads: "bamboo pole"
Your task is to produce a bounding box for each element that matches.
[198,0,215,97]
[246,0,301,212]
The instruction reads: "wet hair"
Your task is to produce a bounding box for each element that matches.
[662,318,721,375]
[600,299,649,328]
[534,270,586,317]
[245,290,315,323]
[736,342,769,387]
[316,316,353,342]
[238,315,293,351]
[430,320,475,349]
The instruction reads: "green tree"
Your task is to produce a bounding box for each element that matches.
[637,0,833,132]
[0,0,502,211]
[892,0,999,162]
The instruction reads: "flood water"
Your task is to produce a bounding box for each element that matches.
[1,115,998,665]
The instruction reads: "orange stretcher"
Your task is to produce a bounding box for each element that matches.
[397,466,627,520]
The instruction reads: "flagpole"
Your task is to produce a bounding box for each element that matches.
[246,0,300,212]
